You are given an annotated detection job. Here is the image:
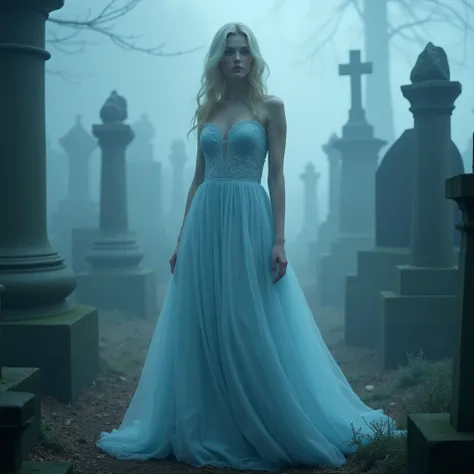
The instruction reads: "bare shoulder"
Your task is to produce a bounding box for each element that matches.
[263,95,285,116]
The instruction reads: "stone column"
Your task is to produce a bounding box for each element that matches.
[379,43,460,369]
[322,133,341,233]
[405,172,474,474]
[319,50,386,306]
[76,92,157,318]
[402,51,460,268]
[0,0,98,402]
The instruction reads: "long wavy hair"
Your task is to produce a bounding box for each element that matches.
[188,22,270,137]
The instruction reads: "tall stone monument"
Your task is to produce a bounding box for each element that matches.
[378,43,461,368]
[319,50,386,305]
[127,113,169,284]
[0,0,98,403]
[75,92,157,319]
[406,168,474,473]
[52,114,98,264]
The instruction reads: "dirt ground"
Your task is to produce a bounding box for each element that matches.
[27,284,410,474]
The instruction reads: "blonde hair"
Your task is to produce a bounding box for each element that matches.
[188,22,269,137]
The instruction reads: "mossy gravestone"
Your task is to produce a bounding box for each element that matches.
[345,128,463,348]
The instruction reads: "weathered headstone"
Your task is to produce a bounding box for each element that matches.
[319,50,386,305]
[75,92,157,318]
[406,170,474,473]
[52,114,98,265]
[378,43,461,368]
[345,128,463,348]
[127,113,170,284]
[168,139,189,238]
[297,162,320,280]
[0,0,98,403]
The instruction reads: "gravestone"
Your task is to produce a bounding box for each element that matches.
[345,128,463,348]
[0,0,99,403]
[379,43,461,368]
[52,114,98,266]
[76,92,157,319]
[315,133,340,291]
[319,50,386,305]
[168,139,188,238]
[127,113,170,284]
[297,162,320,281]
[46,136,67,226]
[406,170,474,473]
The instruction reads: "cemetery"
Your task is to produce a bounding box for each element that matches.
[1,1,474,473]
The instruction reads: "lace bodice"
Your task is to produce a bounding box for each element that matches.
[200,120,267,183]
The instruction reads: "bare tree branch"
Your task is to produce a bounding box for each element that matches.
[47,0,205,57]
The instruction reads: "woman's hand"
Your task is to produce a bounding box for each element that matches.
[271,244,288,283]
[169,243,179,274]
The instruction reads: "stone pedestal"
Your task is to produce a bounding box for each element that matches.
[71,227,99,274]
[407,414,474,474]
[0,0,98,401]
[378,44,462,369]
[1,368,41,460]
[75,92,157,319]
[0,391,72,474]
[345,247,410,347]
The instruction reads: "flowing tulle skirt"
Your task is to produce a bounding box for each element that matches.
[97,179,397,470]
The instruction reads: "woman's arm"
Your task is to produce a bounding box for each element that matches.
[266,96,287,245]
[176,131,205,244]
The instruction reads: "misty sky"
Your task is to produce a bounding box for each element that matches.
[45,0,474,238]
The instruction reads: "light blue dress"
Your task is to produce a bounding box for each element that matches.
[97,120,397,470]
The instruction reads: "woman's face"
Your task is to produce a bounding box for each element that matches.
[219,33,252,80]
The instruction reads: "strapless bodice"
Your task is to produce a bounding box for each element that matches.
[200,120,267,183]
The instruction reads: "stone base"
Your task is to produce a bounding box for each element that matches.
[345,247,410,348]
[76,268,157,319]
[379,265,458,369]
[407,413,474,474]
[1,305,99,402]
[0,368,41,460]
[319,234,374,306]
[20,461,73,474]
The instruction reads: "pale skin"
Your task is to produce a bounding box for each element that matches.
[170,32,288,283]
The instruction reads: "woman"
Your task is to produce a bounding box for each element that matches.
[97,22,397,470]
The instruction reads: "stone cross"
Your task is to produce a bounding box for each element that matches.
[339,50,372,123]
[446,173,474,432]
[59,114,96,200]
[401,42,461,268]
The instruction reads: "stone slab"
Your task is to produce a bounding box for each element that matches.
[319,234,374,306]
[379,291,456,369]
[0,368,41,460]
[407,413,474,474]
[1,305,99,403]
[394,265,458,295]
[20,461,73,474]
[76,268,157,319]
[345,247,410,347]
[0,391,35,473]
